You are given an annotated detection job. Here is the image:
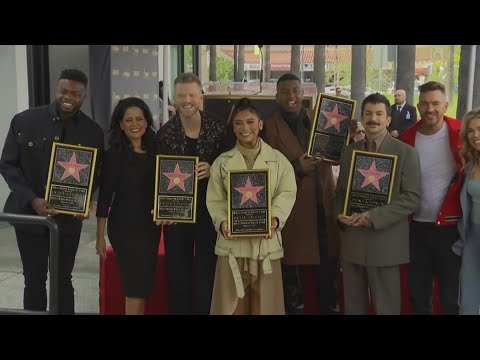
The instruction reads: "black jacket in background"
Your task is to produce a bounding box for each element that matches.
[389,103,418,135]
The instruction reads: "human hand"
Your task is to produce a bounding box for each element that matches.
[337,214,353,226]
[74,201,93,221]
[350,212,373,228]
[96,236,107,259]
[221,220,231,239]
[196,162,211,180]
[31,198,57,216]
[263,217,279,239]
[298,153,321,174]
[390,130,399,138]
[168,105,176,118]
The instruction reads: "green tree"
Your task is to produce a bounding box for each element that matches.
[217,57,234,82]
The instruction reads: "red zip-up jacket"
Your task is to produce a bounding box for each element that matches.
[400,116,463,226]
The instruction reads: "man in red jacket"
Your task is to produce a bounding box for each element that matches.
[400,81,463,315]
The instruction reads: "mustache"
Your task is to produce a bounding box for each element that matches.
[366,121,380,126]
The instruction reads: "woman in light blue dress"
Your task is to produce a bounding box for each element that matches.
[456,108,480,315]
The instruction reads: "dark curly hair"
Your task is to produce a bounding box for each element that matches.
[59,69,88,87]
[108,97,156,155]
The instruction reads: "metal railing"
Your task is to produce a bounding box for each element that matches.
[0,212,59,315]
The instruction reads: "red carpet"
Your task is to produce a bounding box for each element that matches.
[100,231,442,315]
[99,232,169,315]
[303,264,442,315]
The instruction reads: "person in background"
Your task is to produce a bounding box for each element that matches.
[206,98,297,314]
[400,81,463,315]
[454,108,480,315]
[336,93,421,315]
[155,73,227,315]
[336,86,346,98]
[0,69,104,314]
[353,121,366,143]
[95,97,160,315]
[159,80,175,125]
[348,119,366,144]
[389,89,417,138]
[159,80,173,106]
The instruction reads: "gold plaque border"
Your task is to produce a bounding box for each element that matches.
[227,168,272,238]
[307,93,357,163]
[154,154,199,223]
[343,150,398,216]
[44,142,98,217]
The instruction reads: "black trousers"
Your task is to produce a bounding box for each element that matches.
[163,209,217,315]
[15,215,82,314]
[408,221,461,315]
[283,236,339,315]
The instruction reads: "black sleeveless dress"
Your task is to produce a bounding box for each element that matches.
[97,150,160,297]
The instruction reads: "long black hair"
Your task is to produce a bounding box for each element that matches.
[108,97,156,154]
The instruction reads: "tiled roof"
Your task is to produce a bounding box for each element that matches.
[218,45,433,71]
[220,47,368,64]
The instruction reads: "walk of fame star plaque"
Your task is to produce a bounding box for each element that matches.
[307,93,356,162]
[343,150,398,216]
[45,142,98,216]
[154,155,198,223]
[228,169,271,238]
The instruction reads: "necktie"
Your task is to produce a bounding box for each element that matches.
[397,105,401,111]
[364,140,376,152]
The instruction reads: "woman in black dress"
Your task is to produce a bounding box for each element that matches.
[96,97,160,315]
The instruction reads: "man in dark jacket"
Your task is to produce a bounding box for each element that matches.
[389,89,417,138]
[0,69,104,314]
[155,72,227,315]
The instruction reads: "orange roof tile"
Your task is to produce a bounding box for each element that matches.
[219,46,375,71]
[219,45,433,70]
